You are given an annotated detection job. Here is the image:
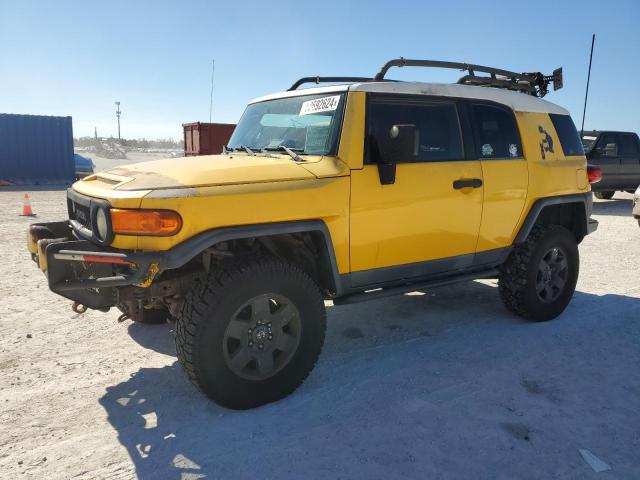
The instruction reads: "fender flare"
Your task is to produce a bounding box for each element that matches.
[513,192,595,244]
[160,220,345,294]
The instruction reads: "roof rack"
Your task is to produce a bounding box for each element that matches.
[288,76,373,91]
[374,58,562,97]
[288,58,563,97]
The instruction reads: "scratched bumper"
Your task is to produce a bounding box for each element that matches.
[28,221,161,309]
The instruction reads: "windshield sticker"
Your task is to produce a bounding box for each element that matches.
[305,125,330,153]
[299,95,341,116]
[481,144,494,156]
[509,144,518,157]
[583,136,597,141]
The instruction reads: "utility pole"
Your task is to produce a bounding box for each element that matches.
[115,101,122,140]
[209,59,215,123]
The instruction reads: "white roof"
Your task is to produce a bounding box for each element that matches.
[249,81,568,115]
[249,85,349,104]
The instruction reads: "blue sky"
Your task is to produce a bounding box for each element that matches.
[1,0,638,140]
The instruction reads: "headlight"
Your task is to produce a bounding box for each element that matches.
[95,208,109,241]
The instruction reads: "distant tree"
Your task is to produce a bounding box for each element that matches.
[74,136,183,150]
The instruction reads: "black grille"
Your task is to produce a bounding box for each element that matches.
[71,202,91,229]
[66,189,114,245]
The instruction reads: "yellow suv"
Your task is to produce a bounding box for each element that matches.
[28,59,598,409]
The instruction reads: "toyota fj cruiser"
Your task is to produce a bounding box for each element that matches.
[28,59,598,409]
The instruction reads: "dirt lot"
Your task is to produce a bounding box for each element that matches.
[1,188,638,479]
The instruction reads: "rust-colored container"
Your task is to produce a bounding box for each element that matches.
[183,122,235,156]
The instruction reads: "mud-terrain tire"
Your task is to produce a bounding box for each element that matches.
[176,256,326,409]
[594,191,615,200]
[499,225,579,322]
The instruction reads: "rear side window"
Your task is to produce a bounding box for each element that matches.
[596,133,618,152]
[366,99,463,163]
[549,114,584,156]
[618,134,639,155]
[471,104,522,159]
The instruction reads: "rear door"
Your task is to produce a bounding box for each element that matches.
[618,133,640,189]
[470,103,528,254]
[591,133,622,189]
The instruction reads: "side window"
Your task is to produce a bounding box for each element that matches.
[471,104,522,159]
[596,133,618,155]
[366,99,463,163]
[618,134,640,155]
[549,114,584,156]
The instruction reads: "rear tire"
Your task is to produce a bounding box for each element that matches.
[499,225,579,322]
[176,256,326,409]
[594,191,615,200]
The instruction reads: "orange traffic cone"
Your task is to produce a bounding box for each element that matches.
[20,193,36,217]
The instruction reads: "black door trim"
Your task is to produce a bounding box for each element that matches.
[344,247,511,291]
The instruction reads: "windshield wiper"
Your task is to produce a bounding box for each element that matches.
[225,145,256,155]
[262,146,305,162]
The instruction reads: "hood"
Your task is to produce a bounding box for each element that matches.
[96,153,320,191]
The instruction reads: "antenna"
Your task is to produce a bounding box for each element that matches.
[209,59,215,123]
[580,34,596,137]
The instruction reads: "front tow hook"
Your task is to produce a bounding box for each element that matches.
[72,302,88,314]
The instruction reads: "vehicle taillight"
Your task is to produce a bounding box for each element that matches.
[587,164,602,184]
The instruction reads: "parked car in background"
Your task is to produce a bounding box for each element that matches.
[633,185,640,226]
[582,130,640,199]
[74,153,95,180]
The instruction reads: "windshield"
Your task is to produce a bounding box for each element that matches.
[227,93,346,156]
[582,135,597,151]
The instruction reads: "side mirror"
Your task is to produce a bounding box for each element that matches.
[603,143,618,157]
[377,124,418,185]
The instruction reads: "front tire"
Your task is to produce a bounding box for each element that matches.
[176,257,326,409]
[594,191,615,200]
[499,225,579,321]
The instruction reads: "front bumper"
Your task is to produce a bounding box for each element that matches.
[28,221,161,309]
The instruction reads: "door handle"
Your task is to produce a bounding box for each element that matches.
[453,178,483,189]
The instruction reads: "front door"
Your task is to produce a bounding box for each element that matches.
[349,95,483,287]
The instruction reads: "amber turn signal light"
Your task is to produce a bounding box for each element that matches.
[110,209,182,236]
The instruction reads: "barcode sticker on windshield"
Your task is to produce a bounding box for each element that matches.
[299,95,340,116]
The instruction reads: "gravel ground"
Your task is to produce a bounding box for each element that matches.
[0,188,638,479]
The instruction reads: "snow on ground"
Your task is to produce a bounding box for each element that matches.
[0,189,638,479]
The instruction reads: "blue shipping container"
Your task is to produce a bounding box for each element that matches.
[0,113,74,185]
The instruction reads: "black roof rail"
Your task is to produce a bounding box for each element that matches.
[373,58,563,97]
[288,76,373,91]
